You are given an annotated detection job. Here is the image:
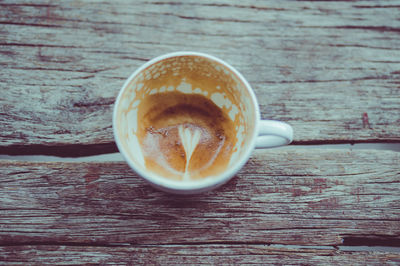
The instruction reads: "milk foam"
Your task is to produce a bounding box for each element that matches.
[178,125,201,180]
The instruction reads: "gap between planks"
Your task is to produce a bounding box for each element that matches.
[0,243,399,253]
[0,143,399,162]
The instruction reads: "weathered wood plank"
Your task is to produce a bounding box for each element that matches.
[1,245,399,265]
[1,149,399,246]
[1,0,399,152]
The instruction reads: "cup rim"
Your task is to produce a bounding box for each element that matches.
[113,51,260,193]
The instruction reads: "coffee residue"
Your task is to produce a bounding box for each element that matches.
[137,91,236,181]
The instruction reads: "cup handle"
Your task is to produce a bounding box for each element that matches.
[255,120,293,148]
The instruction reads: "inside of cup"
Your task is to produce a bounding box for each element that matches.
[115,54,257,183]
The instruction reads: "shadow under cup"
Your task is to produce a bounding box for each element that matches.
[114,53,259,193]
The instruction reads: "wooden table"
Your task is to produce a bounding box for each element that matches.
[1,0,399,264]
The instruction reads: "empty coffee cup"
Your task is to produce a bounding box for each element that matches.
[113,52,293,194]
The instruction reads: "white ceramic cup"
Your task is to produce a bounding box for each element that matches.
[113,52,293,194]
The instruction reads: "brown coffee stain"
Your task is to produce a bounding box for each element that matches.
[115,55,257,182]
[137,91,236,181]
[120,55,249,130]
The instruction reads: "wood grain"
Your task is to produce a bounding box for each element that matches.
[1,0,400,154]
[1,149,399,247]
[1,245,400,265]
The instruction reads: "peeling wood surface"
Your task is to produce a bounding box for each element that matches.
[1,149,399,248]
[1,0,400,151]
[1,245,400,265]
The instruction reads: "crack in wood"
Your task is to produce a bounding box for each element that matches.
[146,1,288,12]
[0,143,118,157]
[353,5,400,9]
[2,141,395,157]
[0,3,57,8]
[342,236,400,247]
[173,14,257,23]
[73,99,115,108]
[0,21,61,28]
[0,42,82,48]
[302,25,400,34]
[327,43,398,50]
[0,241,129,247]
[292,140,400,145]
[1,239,399,248]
